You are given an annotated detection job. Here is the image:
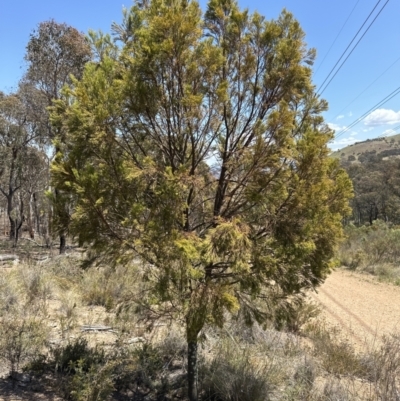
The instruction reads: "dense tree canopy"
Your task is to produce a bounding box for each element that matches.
[50,0,352,399]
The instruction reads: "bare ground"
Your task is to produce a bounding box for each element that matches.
[310,269,400,347]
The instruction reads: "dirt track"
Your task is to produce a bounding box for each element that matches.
[310,269,400,347]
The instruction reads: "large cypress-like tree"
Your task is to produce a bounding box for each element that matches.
[50,1,352,399]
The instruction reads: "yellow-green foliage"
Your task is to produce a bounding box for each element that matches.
[50,2,352,397]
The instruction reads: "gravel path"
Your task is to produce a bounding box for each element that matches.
[310,269,400,346]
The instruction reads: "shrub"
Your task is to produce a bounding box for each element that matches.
[70,360,116,401]
[131,343,165,387]
[81,268,116,310]
[273,297,320,334]
[0,315,47,376]
[0,275,19,312]
[51,338,106,374]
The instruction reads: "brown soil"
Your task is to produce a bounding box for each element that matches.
[310,269,400,347]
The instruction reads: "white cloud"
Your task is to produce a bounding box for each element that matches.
[364,109,400,126]
[336,115,345,120]
[348,111,353,117]
[350,132,358,137]
[328,122,346,132]
[362,127,374,132]
[381,129,396,137]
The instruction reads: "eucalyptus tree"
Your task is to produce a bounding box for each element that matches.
[23,19,92,252]
[0,92,42,243]
[50,0,353,399]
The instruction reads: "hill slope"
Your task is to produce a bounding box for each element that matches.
[331,133,400,164]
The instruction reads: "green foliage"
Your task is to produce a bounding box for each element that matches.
[273,297,320,334]
[343,155,400,225]
[131,343,165,387]
[24,19,92,114]
[51,338,106,374]
[51,0,351,328]
[70,360,116,401]
[23,19,93,252]
[50,1,352,399]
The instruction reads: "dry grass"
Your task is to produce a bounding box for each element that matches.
[0,245,399,400]
[339,222,400,285]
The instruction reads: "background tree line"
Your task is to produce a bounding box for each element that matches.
[341,149,400,226]
[0,20,91,248]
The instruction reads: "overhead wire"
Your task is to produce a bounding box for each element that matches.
[379,122,400,136]
[334,86,400,139]
[314,0,361,76]
[333,55,400,119]
[317,0,384,94]
[318,0,390,96]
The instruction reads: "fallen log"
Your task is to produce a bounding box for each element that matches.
[80,325,117,333]
[0,254,19,262]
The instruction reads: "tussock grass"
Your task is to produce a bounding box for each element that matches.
[200,339,284,401]
[0,249,399,400]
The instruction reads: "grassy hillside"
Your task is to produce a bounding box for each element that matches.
[331,133,400,163]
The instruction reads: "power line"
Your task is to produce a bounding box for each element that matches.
[314,0,361,76]
[335,86,400,138]
[333,55,400,119]
[317,0,383,93]
[334,86,400,139]
[378,124,400,138]
[318,0,389,96]
[319,0,390,96]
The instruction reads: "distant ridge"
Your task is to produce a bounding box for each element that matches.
[331,133,400,164]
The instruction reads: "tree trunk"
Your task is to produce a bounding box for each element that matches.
[9,217,16,242]
[60,233,66,254]
[9,195,24,246]
[33,192,40,236]
[28,192,35,239]
[7,194,16,242]
[187,340,198,401]
[54,185,67,254]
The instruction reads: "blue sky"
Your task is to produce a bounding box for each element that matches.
[1,0,399,151]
